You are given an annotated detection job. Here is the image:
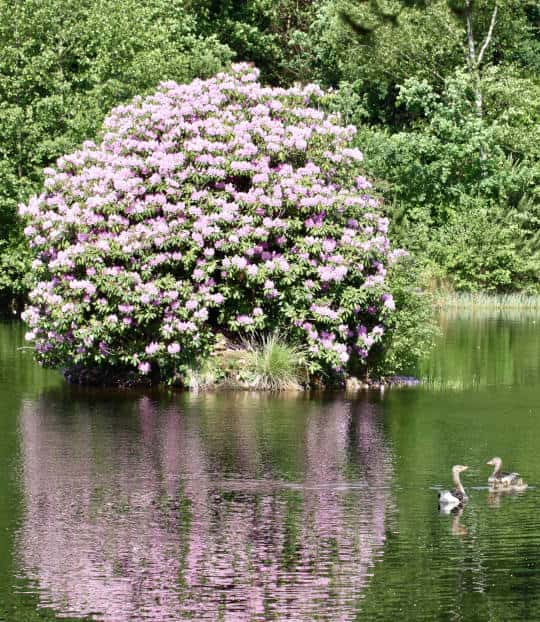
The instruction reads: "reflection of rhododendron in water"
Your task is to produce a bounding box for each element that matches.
[16,394,393,621]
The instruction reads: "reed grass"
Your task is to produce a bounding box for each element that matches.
[186,333,309,391]
[435,292,540,310]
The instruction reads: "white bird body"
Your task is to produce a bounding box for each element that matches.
[438,490,462,506]
[438,465,468,508]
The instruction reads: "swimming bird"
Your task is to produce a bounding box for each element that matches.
[486,457,527,490]
[438,465,469,508]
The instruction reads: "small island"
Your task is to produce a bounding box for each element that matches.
[19,64,428,391]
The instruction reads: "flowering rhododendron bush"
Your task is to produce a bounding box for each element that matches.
[20,63,401,383]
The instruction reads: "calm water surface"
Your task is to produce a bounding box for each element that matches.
[1,313,540,622]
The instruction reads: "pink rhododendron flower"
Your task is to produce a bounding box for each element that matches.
[138,362,151,374]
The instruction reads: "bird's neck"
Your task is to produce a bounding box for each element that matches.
[491,464,501,478]
[452,470,465,494]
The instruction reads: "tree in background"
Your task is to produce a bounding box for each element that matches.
[324,0,540,291]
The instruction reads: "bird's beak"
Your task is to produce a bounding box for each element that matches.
[462,466,469,471]
[486,460,493,466]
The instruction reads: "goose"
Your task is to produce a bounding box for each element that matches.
[486,457,527,490]
[438,465,469,508]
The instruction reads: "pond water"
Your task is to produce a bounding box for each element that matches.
[1,312,539,622]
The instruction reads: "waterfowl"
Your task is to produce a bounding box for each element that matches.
[486,457,527,490]
[438,465,469,507]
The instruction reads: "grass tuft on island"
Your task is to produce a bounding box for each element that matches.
[186,333,310,392]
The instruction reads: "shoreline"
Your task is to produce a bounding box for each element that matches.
[62,364,421,392]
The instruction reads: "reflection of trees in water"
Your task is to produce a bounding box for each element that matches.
[16,394,393,621]
[420,315,540,390]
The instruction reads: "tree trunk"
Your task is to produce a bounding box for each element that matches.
[463,0,498,119]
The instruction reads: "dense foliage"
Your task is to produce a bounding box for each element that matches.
[357,69,540,291]
[20,65,407,382]
[311,0,540,292]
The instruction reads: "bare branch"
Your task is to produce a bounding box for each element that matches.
[477,2,498,67]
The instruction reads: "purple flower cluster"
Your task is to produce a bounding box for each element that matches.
[20,64,397,379]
